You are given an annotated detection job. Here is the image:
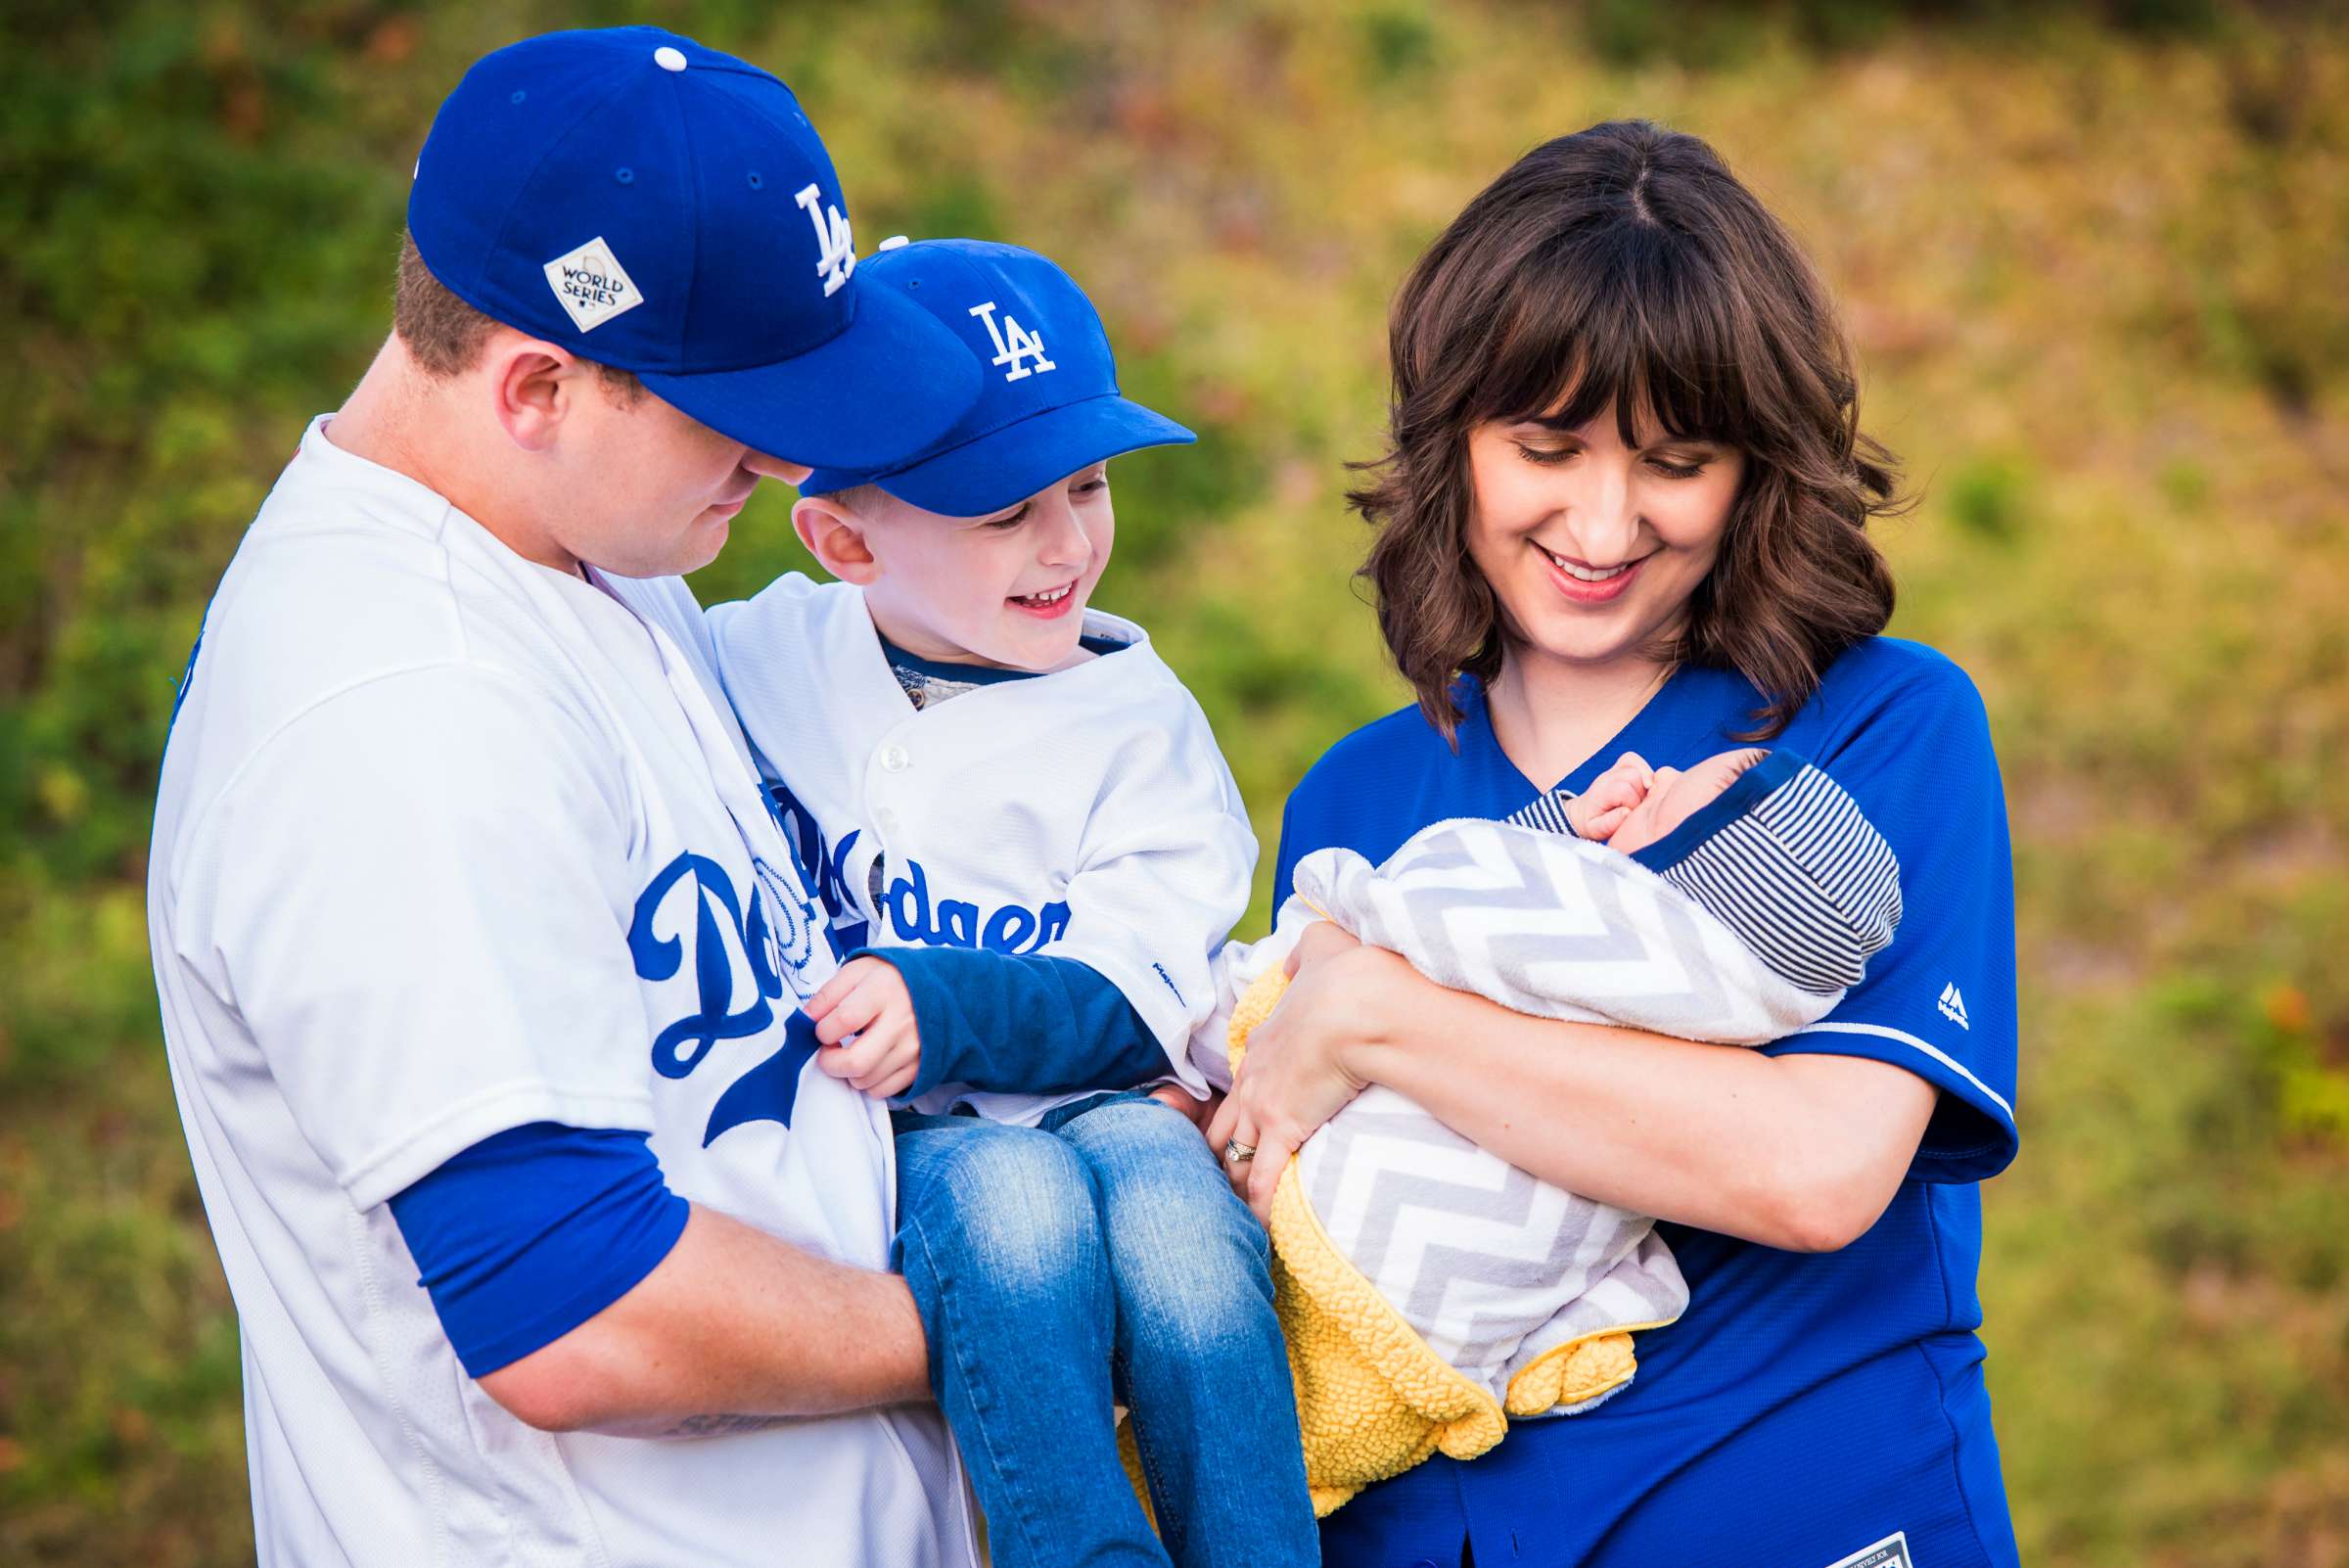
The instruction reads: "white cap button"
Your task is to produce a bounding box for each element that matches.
[877,235,912,252]
[880,744,911,773]
[654,46,688,71]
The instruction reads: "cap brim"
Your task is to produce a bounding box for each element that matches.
[638,282,984,472]
[808,393,1197,517]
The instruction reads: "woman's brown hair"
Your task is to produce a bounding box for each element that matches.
[1350,119,1900,742]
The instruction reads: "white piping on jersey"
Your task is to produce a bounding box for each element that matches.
[1787,1019,2013,1123]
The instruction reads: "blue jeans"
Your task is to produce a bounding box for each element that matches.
[893,1092,1318,1568]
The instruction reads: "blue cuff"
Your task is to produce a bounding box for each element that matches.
[858,946,1170,1102]
[388,1123,689,1378]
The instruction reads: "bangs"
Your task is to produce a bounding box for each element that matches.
[1355,120,1898,747]
[1466,225,1764,449]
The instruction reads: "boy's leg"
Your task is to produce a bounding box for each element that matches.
[1048,1095,1320,1568]
[893,1113,1172,1568]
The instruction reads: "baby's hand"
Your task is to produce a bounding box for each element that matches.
[803,956,921,1099]
[1565,752,1653,842]
[1608,748,1770,856]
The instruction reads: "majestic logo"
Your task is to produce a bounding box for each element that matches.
[541,237,644,334]
[968,300,1056,382]
[628,851,824,1141]
[1938,982,1971,1031]
[794,184,855,298]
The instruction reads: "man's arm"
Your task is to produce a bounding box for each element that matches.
[479,1204,928,1434]
[388,1121,927,1435]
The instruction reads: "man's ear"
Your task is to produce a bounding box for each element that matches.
[486,333,587,452]
[794,495,882,584]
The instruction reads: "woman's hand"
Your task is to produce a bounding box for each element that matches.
[1206,923,1405,1220]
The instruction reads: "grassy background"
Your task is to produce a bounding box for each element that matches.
[4,1,2346,1562]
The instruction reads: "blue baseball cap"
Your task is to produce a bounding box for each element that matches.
[406,27,981,471]
[799,239,1196,516]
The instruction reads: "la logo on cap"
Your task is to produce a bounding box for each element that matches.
[795,184,855,298]
[541,236,644,333]
[968,300,1055,382]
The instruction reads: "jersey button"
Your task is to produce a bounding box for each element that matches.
[876,807,900,835]
[879,744,911,773]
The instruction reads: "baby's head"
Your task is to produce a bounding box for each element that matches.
[790,239,1194,671]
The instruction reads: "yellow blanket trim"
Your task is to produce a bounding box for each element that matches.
[1232,965,1653,1517]
[1267,1147,1508,1514]
[1499,1322,1666,1416]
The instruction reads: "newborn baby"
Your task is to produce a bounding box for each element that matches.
[1200,747,1902,1513]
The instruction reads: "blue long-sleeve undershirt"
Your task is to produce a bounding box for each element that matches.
[865,946,1172,1103]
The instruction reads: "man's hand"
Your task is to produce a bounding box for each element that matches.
[1564,751,1652,842]
[802,956,921,1099]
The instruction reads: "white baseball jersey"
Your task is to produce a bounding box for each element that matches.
[707,574,1254,1126]
[147,418,977,1568]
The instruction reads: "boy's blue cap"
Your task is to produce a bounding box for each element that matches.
[799,239,1195,516]
[406,27,981,471]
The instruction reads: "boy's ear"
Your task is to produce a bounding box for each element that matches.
[793,495,882,584]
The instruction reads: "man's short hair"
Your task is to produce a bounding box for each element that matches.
[393,231,642,402]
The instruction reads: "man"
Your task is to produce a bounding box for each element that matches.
[147,27,985,1567]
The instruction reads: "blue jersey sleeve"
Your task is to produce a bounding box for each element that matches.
[868,946,1171,1102]
[387,1123,690,1378]
[1765,655,2020,1181]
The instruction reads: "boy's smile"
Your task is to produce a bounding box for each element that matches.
[792,463,1116,672]
[1009,578,1082,618]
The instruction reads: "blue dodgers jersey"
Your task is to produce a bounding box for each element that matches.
[1279,638,2021,1568]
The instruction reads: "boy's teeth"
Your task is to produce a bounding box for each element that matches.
[1017,584,1072,604]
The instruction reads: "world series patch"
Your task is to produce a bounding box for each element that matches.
[1822,1531,1913,1568]
[542,236,644,333]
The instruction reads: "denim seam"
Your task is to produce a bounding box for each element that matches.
[1080,1098,1308,1568]
[902,1213,1053,1567]
[1112,1343,1183,1556]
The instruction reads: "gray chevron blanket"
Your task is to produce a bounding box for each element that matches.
[1198,754,1901,1425]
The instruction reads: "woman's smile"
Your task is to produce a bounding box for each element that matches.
[1534,539,1652,604]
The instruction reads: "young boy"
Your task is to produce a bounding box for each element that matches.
[707,239,1317,1568]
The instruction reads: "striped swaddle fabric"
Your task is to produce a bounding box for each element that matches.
[1516,751,1904,996]
[1209,749,1902,1418]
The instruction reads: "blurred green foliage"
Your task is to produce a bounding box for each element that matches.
[4,2,2347,1564]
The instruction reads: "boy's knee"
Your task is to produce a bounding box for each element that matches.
[901,1130,1101,1292]
[1118,1241,1272,1354]
[1105,1183,1275,1348]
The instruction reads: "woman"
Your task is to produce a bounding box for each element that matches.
[1209,121,2021,1567]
